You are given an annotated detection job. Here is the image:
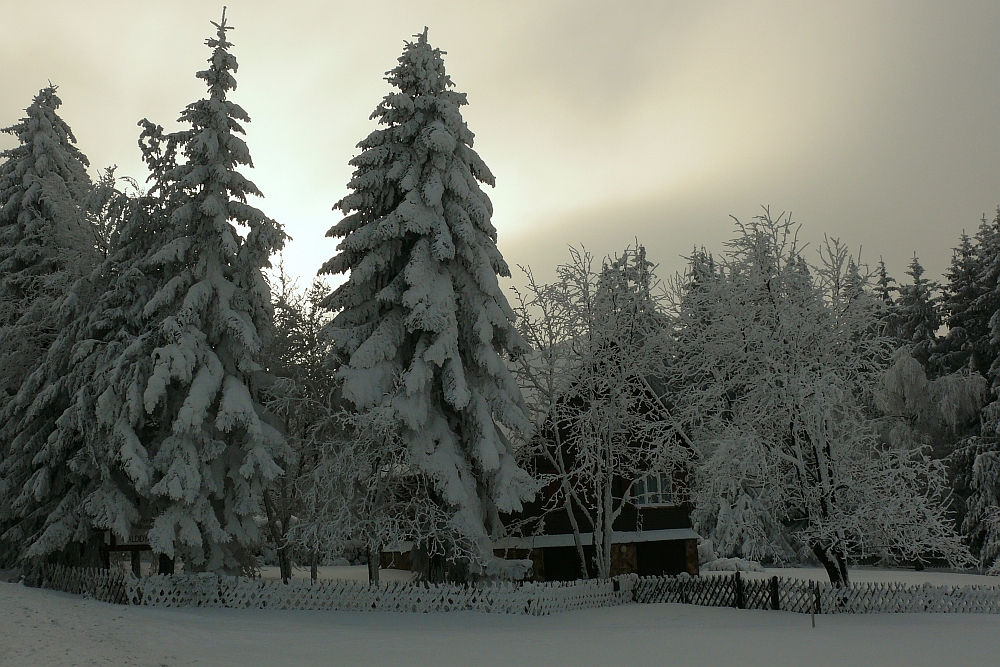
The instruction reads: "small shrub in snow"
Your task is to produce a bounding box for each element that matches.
[701,558,765,573]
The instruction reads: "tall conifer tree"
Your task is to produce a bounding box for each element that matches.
[896,254,941,370]
[320,29,536,578]
[0,87,96,565]
[938,232,987,374]
[0,86,93,400]
[85,11,288,572]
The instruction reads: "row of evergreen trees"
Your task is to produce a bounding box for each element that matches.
[0,14,533,578]
[4,9,1000,579]
[0,12,288,573]
[875,215,1000,569]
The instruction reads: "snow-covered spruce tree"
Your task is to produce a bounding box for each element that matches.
[16,119,231,573]
[320,29,537,581]
[0,86,94,405]
[953,377,1000,572]
[671,211,970,586]
[0,177,143,568]
[971,209,1000,383]
[936,232,985,375]
[0,86,97,566]
[80,12,288,573]
[895,254,942,372]
[946,211,1000,569]
[873,257,900,339]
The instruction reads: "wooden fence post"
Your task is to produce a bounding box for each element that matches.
[810,581,815,627]
[770,576,779,610]
[734,571,744,609]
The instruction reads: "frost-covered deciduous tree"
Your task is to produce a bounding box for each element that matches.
[261,279,472,585]
[320,29,537,580]
[511,246,687,580]
[79,11,288,573]
[288,405,472,584]
[672,211,969,586]
[257,270,335,582]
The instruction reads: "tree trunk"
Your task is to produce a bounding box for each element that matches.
[158,554,175,575]
[812,542,849,587]
[311,549,318,583]
[601,484,614,580]
[367,545,381,585]
[548,424,590,580]
[278,545,292,584]
[411,543,447,583]
[563,493,590,580]
[262,489,291,583]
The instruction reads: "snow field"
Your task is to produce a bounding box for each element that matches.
[258,565,415,582]
[3,579,1000,667]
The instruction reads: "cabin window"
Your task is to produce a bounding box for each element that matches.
[632,472,676,507]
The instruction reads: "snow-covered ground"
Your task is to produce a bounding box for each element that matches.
[3,575,1000,667]
[258,565,415,582]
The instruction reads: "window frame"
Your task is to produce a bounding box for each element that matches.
[632,471,677,507]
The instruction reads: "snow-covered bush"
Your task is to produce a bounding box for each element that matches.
[697,538,717,566]
[700,557,764,573]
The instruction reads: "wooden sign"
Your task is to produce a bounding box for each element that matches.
[103,520,153,551]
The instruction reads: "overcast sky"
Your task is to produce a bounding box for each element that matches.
[2,0,999,290]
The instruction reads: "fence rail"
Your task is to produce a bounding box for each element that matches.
[633,573,1000,614]
[26,564,1000,615]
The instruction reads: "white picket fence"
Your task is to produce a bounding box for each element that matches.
[31,564,634,615]
[633,572,1000,614]
[29,564,1000,615]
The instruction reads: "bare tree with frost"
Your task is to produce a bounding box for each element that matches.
[671,211,969,586]
[511,246,688,579]
[256,271,335,582]
[261,274,486,584]
[320,29,537,581]
[286,405,478,584]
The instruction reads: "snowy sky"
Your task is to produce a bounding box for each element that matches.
[2,0,999,289]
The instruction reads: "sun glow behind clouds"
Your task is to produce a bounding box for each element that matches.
[1,1,997,288]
